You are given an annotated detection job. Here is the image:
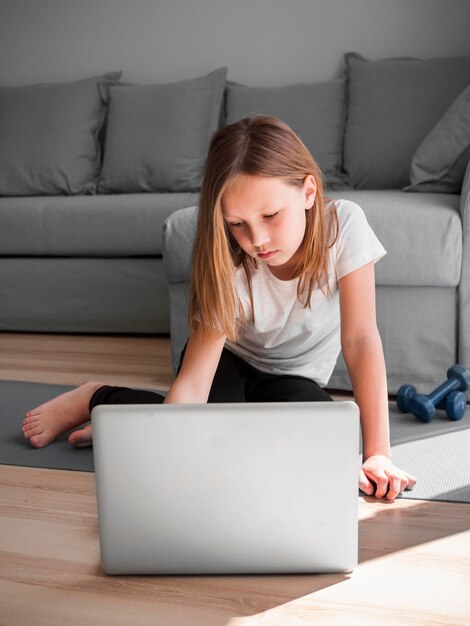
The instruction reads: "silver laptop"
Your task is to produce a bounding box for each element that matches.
[91,401,360,575]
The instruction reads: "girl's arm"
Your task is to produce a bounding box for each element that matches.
[338,262,416,500]
[164,323,226,404]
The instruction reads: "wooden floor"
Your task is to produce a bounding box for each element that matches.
[2,464,470,626]
[0,331,174,389]
[1,332,470,625]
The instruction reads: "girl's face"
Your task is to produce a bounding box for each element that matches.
[221,174,316,280]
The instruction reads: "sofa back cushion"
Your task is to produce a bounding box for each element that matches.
[343,53,470,189]
[98,68,227,193]
[225,78,349,190]
[405,84,470,194]
[0,72,121,196]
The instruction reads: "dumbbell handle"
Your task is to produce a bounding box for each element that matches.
[428,377,462,406]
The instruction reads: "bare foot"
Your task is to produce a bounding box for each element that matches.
[68,423,93,448]
[22,381,106,448]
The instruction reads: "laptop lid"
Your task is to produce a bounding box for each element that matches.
[91,401,359,575]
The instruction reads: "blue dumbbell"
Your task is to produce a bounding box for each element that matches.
[399,387,468,421]
[396,364,470,423]
[396,384,416,413]
[441,390,468,421]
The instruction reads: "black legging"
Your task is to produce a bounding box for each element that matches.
[89,345,333,412]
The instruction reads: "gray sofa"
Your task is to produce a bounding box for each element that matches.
[162,52,470,394]
[0,192,198,333]
[0,68,226,334]
[1,54,470,395]
[163,180,470,394]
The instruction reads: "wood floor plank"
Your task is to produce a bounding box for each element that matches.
[0,332,173,389]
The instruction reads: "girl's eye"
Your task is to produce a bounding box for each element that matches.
[229,222,244,228]
[264,212,279,220]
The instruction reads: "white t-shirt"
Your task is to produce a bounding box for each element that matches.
[224,199,387,387]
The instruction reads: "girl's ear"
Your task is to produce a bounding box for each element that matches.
[303,174,317,210]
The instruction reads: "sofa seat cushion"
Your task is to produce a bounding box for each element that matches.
[0,192,200,257]
[328,190,462,287]
[164,191,462,289]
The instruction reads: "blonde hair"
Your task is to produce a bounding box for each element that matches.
[189,115,338,341]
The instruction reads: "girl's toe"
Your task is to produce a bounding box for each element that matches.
[29,435,47,448]
[24,415,38,425]
[24,425,43,438]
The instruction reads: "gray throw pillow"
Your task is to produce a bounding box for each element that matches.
[225,78,350,190]
[0,72,122,196]
[343,52,470,189]
[405,84,470,194]
[98,67,227,193]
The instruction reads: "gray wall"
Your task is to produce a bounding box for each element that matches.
[1,0,470,86]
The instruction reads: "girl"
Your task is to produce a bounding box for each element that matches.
[22,115,416,501]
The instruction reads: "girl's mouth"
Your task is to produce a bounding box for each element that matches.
[258,250,278,260]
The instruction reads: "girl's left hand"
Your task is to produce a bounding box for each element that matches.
[359,455,417,501]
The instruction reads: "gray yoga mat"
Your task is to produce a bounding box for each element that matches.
[1,380,98,472]
[1,380,469,503]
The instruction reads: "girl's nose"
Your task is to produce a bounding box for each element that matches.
[250,226,270,248]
